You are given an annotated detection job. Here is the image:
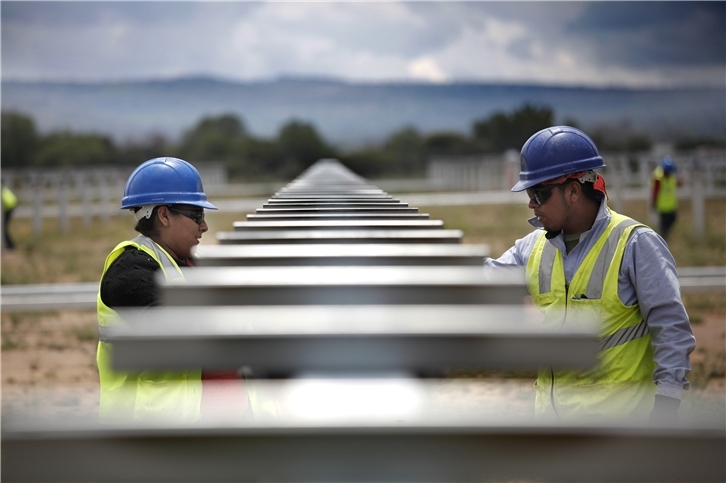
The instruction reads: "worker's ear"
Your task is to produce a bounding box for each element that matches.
[156,206,173,228]
[565,180,582,202]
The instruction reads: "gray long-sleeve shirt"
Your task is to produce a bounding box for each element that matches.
[484,200,695,399]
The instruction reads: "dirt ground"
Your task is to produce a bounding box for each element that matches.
[2,306,724,422]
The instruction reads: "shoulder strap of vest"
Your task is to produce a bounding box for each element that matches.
[538,234,558,294]
[583,212,642,300]
[130,235,184,282]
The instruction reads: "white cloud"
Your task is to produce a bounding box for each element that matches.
[482,17,528,49]
[408,57,449,83]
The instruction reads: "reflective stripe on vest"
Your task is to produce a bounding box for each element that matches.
[538,242,557,295]
[98,325,114,342]
[130,235,185,282]
[584,218,639,300]
[596,319,650,352]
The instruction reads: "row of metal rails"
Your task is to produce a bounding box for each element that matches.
[3,159,723,482]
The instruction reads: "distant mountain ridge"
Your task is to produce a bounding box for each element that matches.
[2,76,724,146]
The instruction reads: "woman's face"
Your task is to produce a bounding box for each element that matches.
[156,205,208,261]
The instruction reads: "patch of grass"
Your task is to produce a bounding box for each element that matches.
[424,204,535,257]
[2,216,135,284]
[682,293,726,312]
[41,342,69,352]
[638,199,726,267]
[3,311,44,328]
[70,326,97,342]
[9,312,24,329]
[689,350,726,390]
[424,198,725,265]
[2,335,24,350]
[682,292,726,331]
[689,315,704,325]
[689,361,711,389]
[1,210,252,285]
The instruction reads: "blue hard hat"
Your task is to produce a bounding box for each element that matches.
[661,156,676,174]
[512,126,605,192]
[121,157,218,210]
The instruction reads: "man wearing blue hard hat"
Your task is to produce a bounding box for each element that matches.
[96,157,246,422]
[485,126,694,423]
[650,155,682,241]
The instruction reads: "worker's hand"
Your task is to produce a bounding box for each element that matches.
[648,394,680,425]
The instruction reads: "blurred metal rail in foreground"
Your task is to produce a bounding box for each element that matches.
[106,305,598,374]
[2,266,723,312]
[3,418,723,483]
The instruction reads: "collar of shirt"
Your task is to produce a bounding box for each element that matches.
[528,199,613,283]
[526,198,611,230]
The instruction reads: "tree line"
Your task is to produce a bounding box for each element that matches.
[3,103,716,180]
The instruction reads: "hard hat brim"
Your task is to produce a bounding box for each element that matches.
[121,198,218,210]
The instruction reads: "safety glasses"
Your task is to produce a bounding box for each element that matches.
[168,206,205,225]
[526,182,565,206]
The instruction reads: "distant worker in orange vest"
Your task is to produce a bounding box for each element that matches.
[650,156,682,241]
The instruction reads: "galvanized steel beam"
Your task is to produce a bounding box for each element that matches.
[4,419,724,482]
[159,266,528,306]
[194,244,489,266]
[107,305,597,373]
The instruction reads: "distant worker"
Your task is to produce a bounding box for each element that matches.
[96,157,246,422]
[650,156,682,241]
[2,182,19,250]
[484,126,694,423]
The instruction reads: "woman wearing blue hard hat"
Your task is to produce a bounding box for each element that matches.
[486,127,694,424]
[96,157,246,422]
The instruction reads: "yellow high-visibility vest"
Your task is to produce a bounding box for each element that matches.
[2,186,18,212]
[651,166,678,214]
[96,236,201,423]
[526,211,656,421]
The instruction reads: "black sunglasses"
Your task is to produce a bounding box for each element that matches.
[526,182,567,206]
[168,206,205,225]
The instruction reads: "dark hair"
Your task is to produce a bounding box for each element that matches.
[580,181,604,203]
[133,206,161,237]
[560,179,603,204]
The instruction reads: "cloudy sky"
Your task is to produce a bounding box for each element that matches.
[2,1,724,88]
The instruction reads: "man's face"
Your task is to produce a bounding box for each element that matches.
[526,182,571,233]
